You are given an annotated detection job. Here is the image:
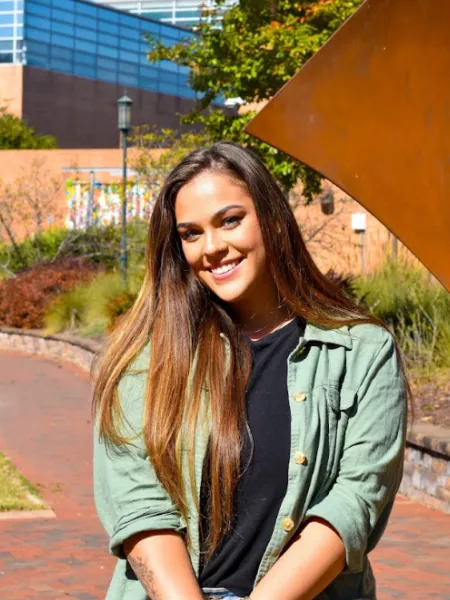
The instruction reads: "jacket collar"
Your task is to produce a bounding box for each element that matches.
[303,322,353,350]
[219,321,353,350]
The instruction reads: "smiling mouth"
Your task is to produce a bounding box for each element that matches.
[209,257,244,276]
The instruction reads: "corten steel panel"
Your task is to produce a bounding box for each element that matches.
[245,0,450,291]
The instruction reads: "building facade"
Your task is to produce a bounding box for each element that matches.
[92,0,236,29]
[0,0,198,147]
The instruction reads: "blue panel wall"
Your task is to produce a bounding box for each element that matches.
[21,0,195,99]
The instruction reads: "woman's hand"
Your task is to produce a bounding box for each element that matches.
[124,530,205,600]
[249,517,346,600]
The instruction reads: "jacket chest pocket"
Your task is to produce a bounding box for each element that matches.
[317,385,356,480]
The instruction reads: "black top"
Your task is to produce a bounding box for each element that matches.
[198,318,303,597]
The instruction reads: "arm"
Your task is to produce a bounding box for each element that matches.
[250,517,345,600]
[252,331,407,599]
[94,368,204,599]
[124,530,204,600]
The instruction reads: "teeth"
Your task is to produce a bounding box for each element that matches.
[211,260,240,274]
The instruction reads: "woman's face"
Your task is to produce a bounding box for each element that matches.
[175,171,271,311]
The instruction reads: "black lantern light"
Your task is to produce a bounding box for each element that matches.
[117,95,133,132]
[117,94,133,284]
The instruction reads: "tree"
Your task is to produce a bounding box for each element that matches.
[0,106,57,149]
[0,157,64,272]
[131,128,209,197]
[144,0,363,199]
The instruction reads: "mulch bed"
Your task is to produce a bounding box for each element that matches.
[410,369,450,429]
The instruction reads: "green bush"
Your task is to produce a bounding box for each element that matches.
[355,259,450,369]
[45,268,144,336]
[0,228,68,274]
[0,220,148,275]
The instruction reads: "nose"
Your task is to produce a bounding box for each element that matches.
[203,229,227,258]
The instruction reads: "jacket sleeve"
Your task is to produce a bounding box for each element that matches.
[304,332,407,573]
[93,371,186,559]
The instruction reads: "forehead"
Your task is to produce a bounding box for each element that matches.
[175,171,254,222]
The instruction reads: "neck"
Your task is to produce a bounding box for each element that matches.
[232,297,293,340]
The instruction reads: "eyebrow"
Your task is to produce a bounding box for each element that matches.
[176,204,245,229]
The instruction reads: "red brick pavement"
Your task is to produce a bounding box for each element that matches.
[0,351,449,600]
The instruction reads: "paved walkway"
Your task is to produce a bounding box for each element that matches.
[0,351,449,600]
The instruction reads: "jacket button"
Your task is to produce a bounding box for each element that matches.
[294,392,306,402]
[294,452,307,465]
[281,517,295,532]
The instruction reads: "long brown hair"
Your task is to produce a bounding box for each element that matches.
[93,142,401,556]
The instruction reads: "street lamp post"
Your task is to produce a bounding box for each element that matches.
[117,95,133,284]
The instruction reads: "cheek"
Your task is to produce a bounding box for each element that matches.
[239,224,266,261]
[181,243,202,271]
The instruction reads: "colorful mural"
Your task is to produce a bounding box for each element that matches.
[65,180,155,229]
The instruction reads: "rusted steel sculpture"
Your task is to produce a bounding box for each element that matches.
[245,0,450,292]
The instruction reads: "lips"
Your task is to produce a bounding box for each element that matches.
[208,257,244,279]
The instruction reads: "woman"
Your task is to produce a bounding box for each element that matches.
[93,142,408,600]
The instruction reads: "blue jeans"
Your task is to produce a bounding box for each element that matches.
[202,587,242,599]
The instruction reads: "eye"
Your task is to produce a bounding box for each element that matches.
[179,229,200,242]
[222,215,242,228]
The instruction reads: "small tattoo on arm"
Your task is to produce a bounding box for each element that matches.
[128,554,163,600]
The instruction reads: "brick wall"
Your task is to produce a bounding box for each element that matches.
[0,64,23,117]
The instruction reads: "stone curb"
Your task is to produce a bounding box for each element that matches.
[0,509,56,521]
[0,326,101,374]
[0,326,449,514]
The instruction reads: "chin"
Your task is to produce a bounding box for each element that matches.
[207,283,251,306]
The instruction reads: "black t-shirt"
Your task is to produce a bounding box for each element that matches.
[198,318,303,597]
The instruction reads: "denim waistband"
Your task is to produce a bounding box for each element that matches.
[201,587,241,599]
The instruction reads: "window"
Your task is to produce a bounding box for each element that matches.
[0,25,14,37]
[76,26,97,42]
[119,48,135,63]
[75,39,97,54]
[98,44,118,59]
[27,39,50,57]
[118,13,137,28]
[51,21,75,37]
[119,61,138,75]
[27,2,51,19]
[51,45,73,61]
[99,8,119,24]
[98,20,118,35]
[73,62,96,78]
[119,37,140,52]
[51,33,73,48]
[50,57,72,72]
[75,13,96,30]
[26,26,51,43]
[118,72,138,86]
[52,8,75,24]
[27,13,51,31]
[97,56,116,70]
[28,53,50,68]
[119,25,136,41]
[0,14,15,26]
[0,1,16,11]
[0,52,14,63]
[56,0,76,12]
[75,2,97,19]
[0,38,12,50]
[97,67,117,84]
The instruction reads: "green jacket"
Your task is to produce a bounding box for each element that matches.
[94,323,407,600]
